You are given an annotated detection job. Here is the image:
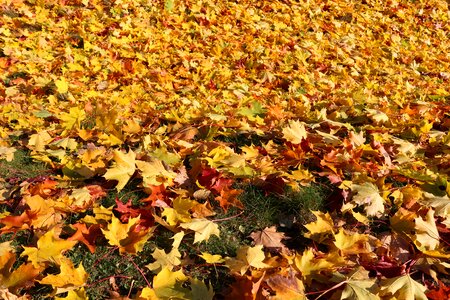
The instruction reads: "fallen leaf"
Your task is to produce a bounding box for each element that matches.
[102,215,154,254]
[180,218,220,243]
[379,274,427,300]
[250,226,287,249]
[103,149,136,191]
[21,227,77,267]
[39,258,87,294]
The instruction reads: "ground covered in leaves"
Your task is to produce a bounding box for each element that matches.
[1,0,450,299]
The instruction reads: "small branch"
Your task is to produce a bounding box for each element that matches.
[92,246,118,268]
[212,211,244,222]
[127,256,152,288]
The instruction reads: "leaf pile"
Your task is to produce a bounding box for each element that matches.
[1,0,450,298]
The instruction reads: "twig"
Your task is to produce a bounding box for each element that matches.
[212,211,244,222]
[127,256,152,288]
[92,246,118,268]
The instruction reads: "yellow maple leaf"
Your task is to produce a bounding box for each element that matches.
[24,195,64,230]
[379,274,427,300]
[55,77,69,94]
[180,218,220,243]
[39,258,87,295]
[146,267,190,300]
[104,149,136,191]
[161,196,196,226]
[0,241,43,290]
[0,146,16,162]
[351,183,385,217]
[136,159,176,187]
[101,215,153,254]
[0,262,43,290]
[146,232,184,272]
[60,107,86,131]
[413,208,440,252]
[21,227,77,268]
[282,120,308,144]
[333,228,371,255]
[225,245,270,275]
[266,269,307,300]
[28,131,52,152]
[304,211,334,243]
[294,248,344,284]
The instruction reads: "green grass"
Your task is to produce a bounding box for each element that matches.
[0,149,51,181]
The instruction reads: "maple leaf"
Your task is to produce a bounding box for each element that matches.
[0,262,42,292]
[282,120,308,144]
[351,183,385,217]
[250,226,287,249]
[390,207,416,234]
[422,192,450,218]
[225,275,260,300]
[265,268,307,300]
[0,242,43,291]
[27,178,58,197]
[161,196,196,226]
[67,187,97,211]
[0,146,16,162]
[0,288,31,299]
[103,149,136,191]
[28,131,52,152]
[180,218,220,243]
[39,258,87,295]
[304,211,335,243]
[23,195,63,230]
[294,248,344,284]
[60,107,86,131]
[136,158,176,187]
[67,223,101,254]
[55,77,69,94]
[0,242,14,277]
[214,187,244,211]
[333,228,371,255]
[21,227,77,267]
[225,245,270,275]
[426,280,450,300]
[101,215,154,254]
[190,277,215,300]
[0,210,36,233]
[140,267,190,300]
[114,198,154,228]
[142,184,169,206]
[146,231,184,272]
[336,268,380,300]
[413,208,440,252]
[379,274,428,300]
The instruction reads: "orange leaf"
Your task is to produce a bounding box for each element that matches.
[28,178,58,197]
[214,187,243,211]
[67,223,101,254]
